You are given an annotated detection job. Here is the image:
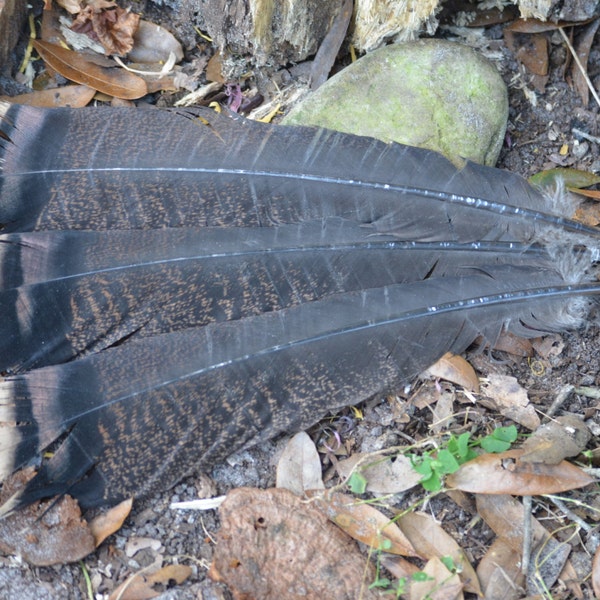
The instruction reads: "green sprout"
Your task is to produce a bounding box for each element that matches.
[410,425,518,492]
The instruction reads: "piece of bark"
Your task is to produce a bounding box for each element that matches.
[0,0,28,72]
[199,0,341,69]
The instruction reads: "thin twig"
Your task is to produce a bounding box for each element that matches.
[558,27,600,109]
[545,384,574,419]
[522,495,532,577]
[546,495,593,533]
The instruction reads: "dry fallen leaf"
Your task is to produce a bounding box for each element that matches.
[310,490,419,557]
[276,431,324,495]
[558,560,584,600]
[492,330,534,357]
[447,448,594,495]
[476,536,525,599]
[336,452,422,495]
[210,487,383,599]
[109,564,192,600]
[572,19,600,106]
[529,166,600,191]
[33,40,148,99]
[0,468,95,565]
[429,386,455,434]
[531,333,564,359]
[574,201,600,227]
[476,494,572,595]
[519,415,591,464]
[89,497,133,547]
[423,352,480,392]
[479,374,540,430]
[409,556,464,600]
[56,0,82,14]
[592,543,600,599]
[0,85,96,108]
[129,20,184,64]
[504,23,549,92]
[397,511,482,596]
[206,51,225,83]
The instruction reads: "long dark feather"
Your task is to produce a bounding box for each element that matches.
[1,264,597,512]
[0,222,554,373]
[1,102,599,244]
[0,103,598,515]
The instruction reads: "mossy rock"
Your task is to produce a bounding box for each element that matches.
[284,39,508,166]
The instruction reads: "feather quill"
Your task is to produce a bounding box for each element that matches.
[1,102,599,245]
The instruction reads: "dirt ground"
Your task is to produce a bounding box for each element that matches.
[0,4,599,600]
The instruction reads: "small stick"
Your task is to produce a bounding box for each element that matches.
[558,27,600,109]
[545,384,574,419]
[522,495,532,576]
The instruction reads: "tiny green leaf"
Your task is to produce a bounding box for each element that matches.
[347,471,368,494]
[379,537,393,551]
[456,432,471,459]
[436,449,461,474]
[369,577,391,589]
[412,571,435,582]
[480,436,511,453]
[492,425,518,443]
[420,470,442,492]
[441,555,457,573]
[411,456,433,478]
[395,577,407,596]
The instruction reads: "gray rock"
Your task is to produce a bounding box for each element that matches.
[284,40,508,166]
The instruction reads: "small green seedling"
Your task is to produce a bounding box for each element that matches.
[410,426,518,492]
[477,425,518,453]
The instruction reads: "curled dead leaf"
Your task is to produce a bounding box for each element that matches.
[89,497,133,547]
[71,0,140,56]
[423,352,480,392]
[33,40,148,99]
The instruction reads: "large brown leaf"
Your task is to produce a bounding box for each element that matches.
[397,511,482,596]
[447,448,594,495]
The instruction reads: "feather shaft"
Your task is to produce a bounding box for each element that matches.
[2,102,598,245]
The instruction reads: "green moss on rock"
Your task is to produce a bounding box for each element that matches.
[283,40,508,166]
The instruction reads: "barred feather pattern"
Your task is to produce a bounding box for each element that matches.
[0,101,598,513]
